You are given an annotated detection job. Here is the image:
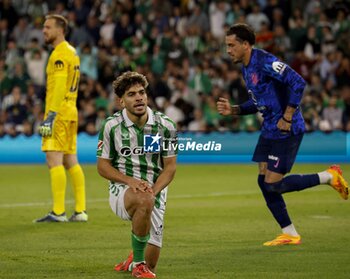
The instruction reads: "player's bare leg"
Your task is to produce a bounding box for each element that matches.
[125,190,156,278]
[145,243,160,272]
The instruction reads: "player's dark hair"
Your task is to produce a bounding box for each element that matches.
[45,14,68,33]
[113,71,149,97]
[226,23,256,45]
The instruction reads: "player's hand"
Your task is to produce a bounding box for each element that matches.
[39,111,57,137]
[127,178,153,193]
[217,97,240,115]
[277,116,292,134]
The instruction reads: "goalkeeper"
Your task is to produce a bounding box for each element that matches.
[35,14,87,223]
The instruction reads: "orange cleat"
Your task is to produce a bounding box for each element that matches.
[327,165,349,200]
[263,233,301,246]
[132,263,156,278]
[114,251,133,272]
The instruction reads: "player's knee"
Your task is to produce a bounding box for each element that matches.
[264,180,283,194]
[135,192,154,214]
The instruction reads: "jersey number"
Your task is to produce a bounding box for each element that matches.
[70,65,80,92]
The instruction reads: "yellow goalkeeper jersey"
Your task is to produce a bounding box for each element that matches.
[45,41,80,121]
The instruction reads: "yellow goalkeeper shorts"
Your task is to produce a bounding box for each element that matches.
[41,119,77,154]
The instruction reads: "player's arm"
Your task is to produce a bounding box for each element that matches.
[217,97,258,116]
[264,59,306,107]
[96,119,150,193]
[39,57,68,137]
[151,156,177,196]
[97,158,151,193]
[263,58,306,131]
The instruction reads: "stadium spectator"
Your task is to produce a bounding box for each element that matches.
[99,14,115,47]
[336,55,350,88]
[246,3,270,32]
[188,108,206,131]
[69,21,95,47]
[2,85,25,114]
[24,46,48,87]
[97,71,177,278]
[187,4,210,35]
[11,16,32,50]
[122,30,150,66]
[0,0,19,33]
[77,43,98,80]
[209,1,230,40]
[217,23,349,247]
[71,0,91,26]
[320,95,344,131]
[27,16,45,46]
[113,13,135,47]
[27,0,49,20]
[85,15,100,46]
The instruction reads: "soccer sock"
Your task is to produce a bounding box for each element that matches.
[258,175,292,228]
[265,174,320,194]
[317,171,333,184]
[282,223,299,237]
[68,164,86,213]
[50,165,66,215]
[131,232,150,267]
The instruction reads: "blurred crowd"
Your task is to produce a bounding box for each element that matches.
[1,0,350,137]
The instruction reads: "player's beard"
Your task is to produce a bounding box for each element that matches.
[44,35,55,45]
[130,103,147,117]
[231,55,242,64]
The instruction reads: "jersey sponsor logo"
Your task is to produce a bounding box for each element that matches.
[119,133,162,156]
[120,146,144,156]
[144,133,161,152]
[272,61,286,75]
[54,60,64,70]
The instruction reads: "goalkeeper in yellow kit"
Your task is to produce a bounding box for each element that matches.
[35,14,87,222]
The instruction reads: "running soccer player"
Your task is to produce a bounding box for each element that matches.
[35,14,87,222]
[97,71,177,278]
[217,23,348,246]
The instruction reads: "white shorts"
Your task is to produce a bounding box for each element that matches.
[109,183,166,248]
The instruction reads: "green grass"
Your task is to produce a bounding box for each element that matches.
[0,164,349,279]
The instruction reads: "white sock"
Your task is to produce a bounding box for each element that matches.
[282,224,299,237]
[129,261,144,271]
[318,171,333,184]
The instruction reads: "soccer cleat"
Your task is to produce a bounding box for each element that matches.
[69,211,88,222]
[114,252,133,272]
[327,165,349,200]
[131,263,156,278]
[263,233,301,246]
[34,211,68,223]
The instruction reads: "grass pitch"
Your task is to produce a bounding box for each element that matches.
[0,164,349,279]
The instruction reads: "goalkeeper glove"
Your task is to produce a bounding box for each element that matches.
[39,111,57,137]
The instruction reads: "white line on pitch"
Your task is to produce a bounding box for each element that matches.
[0,187,333,209]
[0,191,259,208]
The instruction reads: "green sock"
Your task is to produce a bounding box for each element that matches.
[131,232,150,263]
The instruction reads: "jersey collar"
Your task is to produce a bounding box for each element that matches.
[122,106,155,127]
[54,40,68,51]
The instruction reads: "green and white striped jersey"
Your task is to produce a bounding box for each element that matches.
[97,107,177,186]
